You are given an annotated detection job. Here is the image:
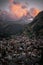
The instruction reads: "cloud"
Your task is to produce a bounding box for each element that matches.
[0,0,40,21]
[30,8,40,17]
[9,0,28,19]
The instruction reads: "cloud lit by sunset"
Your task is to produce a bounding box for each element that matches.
[9,0,40,19]
[0,0,40,21]
[30,8,40,17]
[9,0,28,19]
[9,0,14,3]
[9,4,27,18]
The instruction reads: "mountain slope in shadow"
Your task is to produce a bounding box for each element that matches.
[25,11,43,38]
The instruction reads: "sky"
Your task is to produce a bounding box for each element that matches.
[0,0,43,11]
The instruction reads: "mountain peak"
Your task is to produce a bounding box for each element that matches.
[37,11,43,17]
[38,11,43,14]
[35,11,43,19]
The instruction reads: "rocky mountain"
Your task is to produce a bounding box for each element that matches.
[25,11,43,38]
[0,10,42,38]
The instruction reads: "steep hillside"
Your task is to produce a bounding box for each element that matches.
[25,11,43,38]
